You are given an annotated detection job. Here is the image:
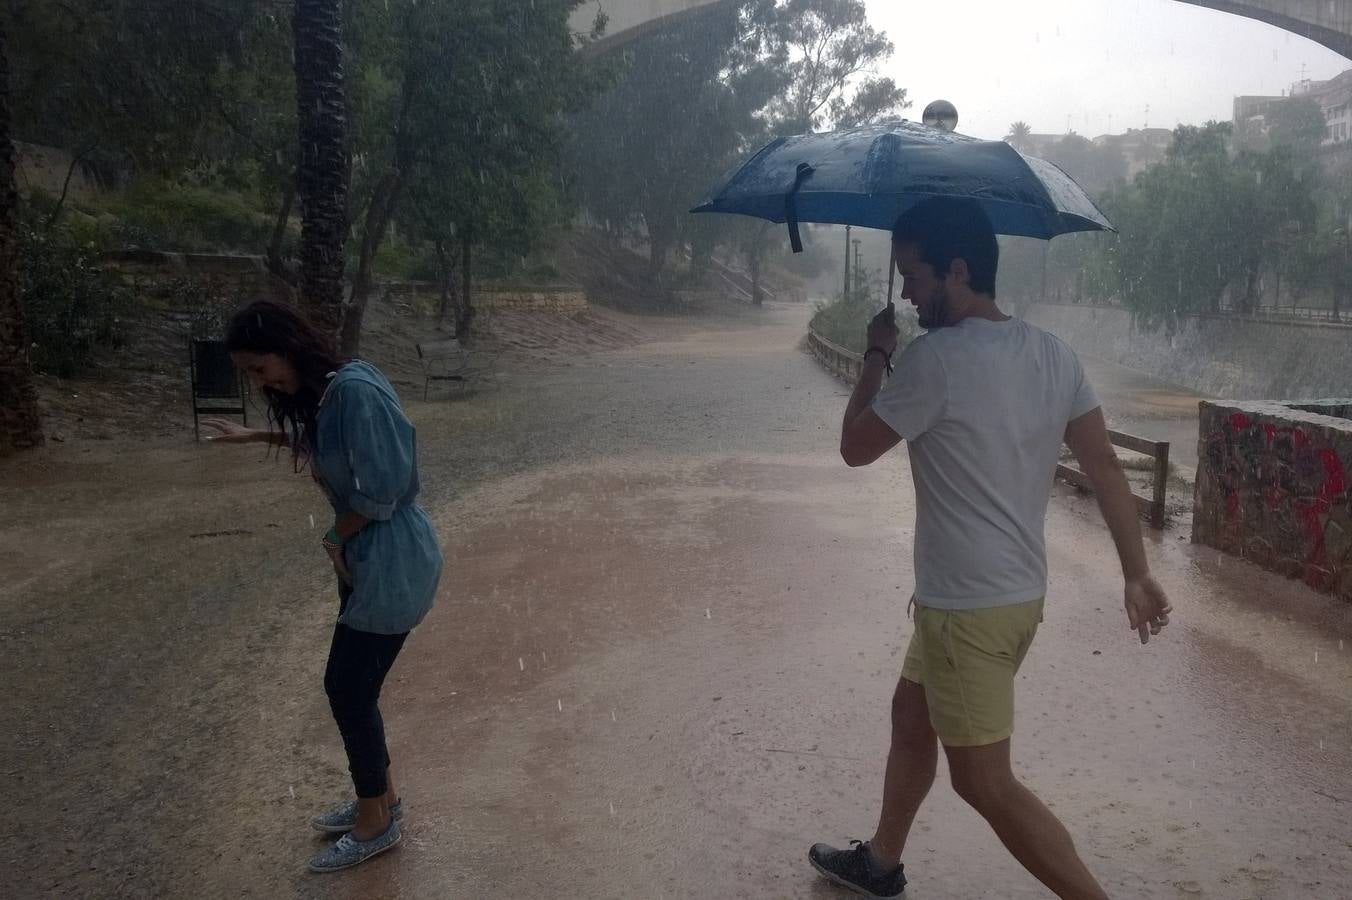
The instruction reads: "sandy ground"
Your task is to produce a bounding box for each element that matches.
[2,302,1350,899]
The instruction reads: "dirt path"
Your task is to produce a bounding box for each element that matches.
[3,302,1350,899]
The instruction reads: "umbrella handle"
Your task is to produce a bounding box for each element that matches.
[785,162,814,254]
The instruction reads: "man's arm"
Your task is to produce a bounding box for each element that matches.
[841,355,902,467]
[841,310,904,467]
[1064,407,1173,643]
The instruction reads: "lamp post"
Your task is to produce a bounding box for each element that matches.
[852,238,862,299]
[843,224,851,300]
[922,99,959,133]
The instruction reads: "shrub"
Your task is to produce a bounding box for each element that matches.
[18,220,129,378]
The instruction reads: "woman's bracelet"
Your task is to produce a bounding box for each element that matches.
[322,526,343,551]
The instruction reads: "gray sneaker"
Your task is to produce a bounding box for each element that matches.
[310,798,404,834]
[308,820,402,873]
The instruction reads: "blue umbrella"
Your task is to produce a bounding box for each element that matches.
[691,120,1114,252]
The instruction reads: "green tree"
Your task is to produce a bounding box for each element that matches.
[570,3,784,281]
[1042,132,1127,197]
[731,0,908,303]
[1005,121,1032,152]
[1086,122,1322,328]
[757,0,906,132]
[341,0,603,348]
[0,24,43,454]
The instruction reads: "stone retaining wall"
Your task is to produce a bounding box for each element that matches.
[382,281,587,313]
[1194,400,1352,600]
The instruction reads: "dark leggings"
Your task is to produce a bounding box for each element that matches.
[323,610,408,799]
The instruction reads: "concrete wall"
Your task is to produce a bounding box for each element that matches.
[1194,399,1352,600]
[1024,303,1352,401]
[385,281,588,314]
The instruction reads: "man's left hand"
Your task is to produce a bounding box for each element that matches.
[326,544,352,585]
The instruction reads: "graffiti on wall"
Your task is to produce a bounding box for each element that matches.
[1204,412,1349,590]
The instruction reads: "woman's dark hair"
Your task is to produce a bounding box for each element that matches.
[225,300,347,466]
[892,197,999,295]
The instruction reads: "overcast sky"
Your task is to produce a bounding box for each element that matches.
[860,0,1350,141]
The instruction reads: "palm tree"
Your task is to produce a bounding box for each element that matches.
[1006,120,1032,153]
[0,25,44,455]
[291,0,349,336]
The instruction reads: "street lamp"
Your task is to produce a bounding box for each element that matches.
[843,224,852,300]
[852,238,863,299]
[922,99,959,133]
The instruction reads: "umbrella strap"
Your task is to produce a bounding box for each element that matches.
[784,162,814,254]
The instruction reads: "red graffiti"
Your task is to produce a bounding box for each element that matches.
[1204,417,1349,591]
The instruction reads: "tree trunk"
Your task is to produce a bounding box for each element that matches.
[0,27,44,456]
[434,239,459,325]
[748,244,763,306]
[338,168,402,356]
[264,170,298,298]
[457,228,475,337]
[647,239,670,283]
[291,0,349,335]
[45,143,94,231]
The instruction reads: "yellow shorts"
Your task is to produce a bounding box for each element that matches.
[900,597,1044,747]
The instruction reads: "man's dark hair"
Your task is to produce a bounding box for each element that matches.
[892,197,999,295]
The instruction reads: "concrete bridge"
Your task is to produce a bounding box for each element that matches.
[573,0,1351,58]
[570,0,733,51]
[1177,1,1352,59]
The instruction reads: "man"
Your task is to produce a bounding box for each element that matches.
[809,197,1172,900]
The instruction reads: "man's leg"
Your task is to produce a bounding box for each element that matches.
[868,676,938,867]
[946,739,1108,900]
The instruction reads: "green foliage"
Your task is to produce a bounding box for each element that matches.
[6,0,292,181]
[998,119,1342,329]
[17,219,129,378]
[1039,133,1127,197]
[92,182,282,253]
[570,0,904,281]
[810,268,918,353]
[569,3,783,278]
[373,0,602,279]
[756,0,908,132]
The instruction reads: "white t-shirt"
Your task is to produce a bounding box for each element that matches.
[872,317,1100,610]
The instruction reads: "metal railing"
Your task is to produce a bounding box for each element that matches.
[806,328,865,382]
[807,326,1171,529]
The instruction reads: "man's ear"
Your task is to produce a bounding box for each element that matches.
[947,257,972,287]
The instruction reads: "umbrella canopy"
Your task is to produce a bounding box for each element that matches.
[691,121,1113,248]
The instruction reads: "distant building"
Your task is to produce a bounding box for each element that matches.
[1017,134,1065,158]
[1233,68,1352,148]
[1091,128,1172,180]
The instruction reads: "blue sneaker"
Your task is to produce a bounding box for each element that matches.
[310,798,404,834]
[308,820,402,873]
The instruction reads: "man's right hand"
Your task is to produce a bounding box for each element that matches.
[201,417,258,444]
[867,304,900,356]
[1124,574,1172,644]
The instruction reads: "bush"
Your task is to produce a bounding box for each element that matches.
[810,271,919,355]
[19,220,130,378]
[93,181,280,253]
[371,236,440,281]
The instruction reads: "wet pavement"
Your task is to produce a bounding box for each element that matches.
[3,303,1350,899]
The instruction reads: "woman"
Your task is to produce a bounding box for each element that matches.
[203,300,442,873]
